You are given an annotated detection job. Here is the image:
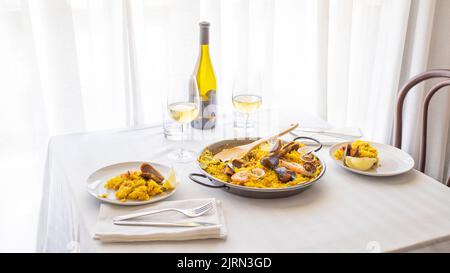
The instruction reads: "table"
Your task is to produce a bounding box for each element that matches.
[37,111,450,252]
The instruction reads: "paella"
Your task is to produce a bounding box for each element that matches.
[333,140,379,171]
[198,139,323,189]
[103,162,175,202]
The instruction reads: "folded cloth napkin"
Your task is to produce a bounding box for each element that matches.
[94,198,227,243]
[290,127,363,146]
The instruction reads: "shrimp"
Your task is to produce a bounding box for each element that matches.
[279,160,316,177]
[279,160,302,172]
[231,171,250,184]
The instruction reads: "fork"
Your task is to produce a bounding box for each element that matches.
[113,201,214,222]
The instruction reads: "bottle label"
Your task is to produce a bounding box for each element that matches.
[192,90,216,130]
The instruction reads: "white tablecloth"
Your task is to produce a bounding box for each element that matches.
[37,112,450,252]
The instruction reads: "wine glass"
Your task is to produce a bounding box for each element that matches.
[166,76,200,162]
[232,73,262,138]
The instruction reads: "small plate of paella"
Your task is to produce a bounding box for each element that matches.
[329,140,414,176]
[87,161,177,206]
[190,136,326,198]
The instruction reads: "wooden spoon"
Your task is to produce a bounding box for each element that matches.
[213,123,299,162]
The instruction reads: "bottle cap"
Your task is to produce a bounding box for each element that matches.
[199,21,210,45]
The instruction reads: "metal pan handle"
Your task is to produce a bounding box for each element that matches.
[189,173,229,189]
[292,136,323,152]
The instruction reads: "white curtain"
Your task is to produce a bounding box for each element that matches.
[0,0,449,250]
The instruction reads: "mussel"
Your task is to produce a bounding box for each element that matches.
[260,140,300,169]
[278,141,300,157]
[232,158,246,168]
[270,139,283,153]
[260,154,279,169]
[274,167,297,182]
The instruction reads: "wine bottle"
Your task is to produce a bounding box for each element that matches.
[191,21,217,130]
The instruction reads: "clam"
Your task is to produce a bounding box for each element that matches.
[300,153,315,162]
[251,168,265,179]
[299,162,317,177]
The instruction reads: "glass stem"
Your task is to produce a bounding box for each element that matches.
[245,113,249,139]
[180,122,186,157]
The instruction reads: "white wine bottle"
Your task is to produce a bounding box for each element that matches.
[191,21,217,130]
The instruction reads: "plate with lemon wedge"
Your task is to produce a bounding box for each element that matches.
[87,161,177,206]
[329,140,414,177]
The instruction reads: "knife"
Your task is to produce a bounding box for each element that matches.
[113,220,216,227]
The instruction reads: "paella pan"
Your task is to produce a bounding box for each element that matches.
[189,136,326,198]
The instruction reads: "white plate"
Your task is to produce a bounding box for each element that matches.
[87,161,177,206]
[329,141,414,176]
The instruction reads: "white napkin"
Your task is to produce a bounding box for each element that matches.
[94,198,227,243]
[290,127,363,146]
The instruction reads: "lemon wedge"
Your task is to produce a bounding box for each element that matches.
[162,168,176,191]
[344,156,377,171]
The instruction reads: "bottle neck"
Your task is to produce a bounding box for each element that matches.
[200,25,209,45]
[200,44,210,58]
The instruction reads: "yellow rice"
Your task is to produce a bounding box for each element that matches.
[104,170,174,202]
[334,140,378,161]
[198,143,323,188]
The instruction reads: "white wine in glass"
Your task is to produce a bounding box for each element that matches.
[168,102,199,123]
[167,76,200,163]
[232,74,262,138]
[232,95,262,114]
